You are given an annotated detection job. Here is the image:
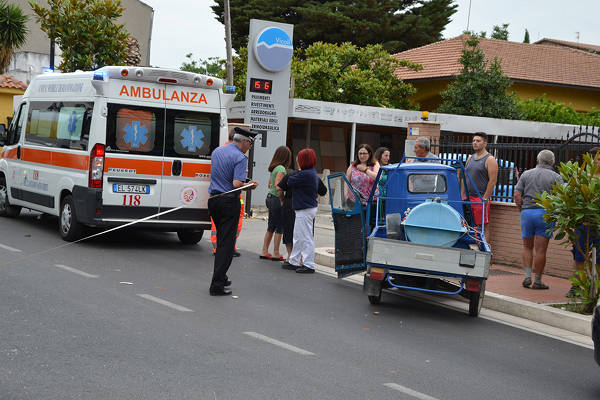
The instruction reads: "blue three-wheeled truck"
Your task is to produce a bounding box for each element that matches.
[327,157,492,317]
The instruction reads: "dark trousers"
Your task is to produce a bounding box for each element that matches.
[208,195,241,290]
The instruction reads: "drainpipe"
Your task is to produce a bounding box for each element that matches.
[350,122,356,162]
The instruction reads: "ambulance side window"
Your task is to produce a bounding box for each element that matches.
[25,101,92,150]
[164,110,219,159]
[105,103,163,156]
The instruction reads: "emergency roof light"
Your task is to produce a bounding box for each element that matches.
[93,66,224,90]
[93,71,109,81]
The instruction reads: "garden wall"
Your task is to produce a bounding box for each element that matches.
[488,202,574,278]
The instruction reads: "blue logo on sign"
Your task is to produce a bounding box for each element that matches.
[254,27,293,72]
[123,121,148,148]
[180,126,204,152]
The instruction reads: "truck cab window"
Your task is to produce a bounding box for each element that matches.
[7,103,26,145]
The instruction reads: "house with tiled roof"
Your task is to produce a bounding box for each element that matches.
[0,74,27,127]
[393,35,600,112]
[534,38,600,55]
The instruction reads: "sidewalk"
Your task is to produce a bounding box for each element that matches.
[486,263,572,304]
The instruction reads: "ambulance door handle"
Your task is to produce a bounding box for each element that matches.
[16,146,21,159]
[172,160,182,176]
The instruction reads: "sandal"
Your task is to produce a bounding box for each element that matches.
[259,253,273,260]
[271,256,285,261]
[522,277,531,288]
[531,282,549,290]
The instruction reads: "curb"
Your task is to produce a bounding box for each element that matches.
[315,247,592,337]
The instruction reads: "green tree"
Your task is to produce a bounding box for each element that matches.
[229,42,420,107]
[211,0,457,54]
[30,0,129,72]
[292,42,421,108]
[437,36,521,119]
[0,1,28,73]
[523,29,530,43]
[538,153,600,313]
[181,54,225,76]
[491,23,509,40]
[230,46,248,101]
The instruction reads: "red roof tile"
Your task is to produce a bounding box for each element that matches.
[534,38,600,54]
[0,74,27,90]
[393,35,600,90]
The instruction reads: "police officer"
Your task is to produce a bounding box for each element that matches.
[208,127,258,296]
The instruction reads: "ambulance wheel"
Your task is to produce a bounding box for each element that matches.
[468,281,486,317]
[0,176,21,218]
[368,290,382,305]
[177,229,204,245]
[59,195,85,242]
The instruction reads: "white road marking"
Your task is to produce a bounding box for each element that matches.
[383,383,440,400]
[53,264,98,278]
[136,294,194,312]
[243,332,315,356]
[0,243,22,252]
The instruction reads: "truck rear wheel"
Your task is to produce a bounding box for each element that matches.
[59,195,85,242]
[368,292,382,305]
[468,281,486,317]
[177,229,204,245]
[0,176,21,218]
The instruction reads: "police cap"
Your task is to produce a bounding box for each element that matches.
[233,127,259,141]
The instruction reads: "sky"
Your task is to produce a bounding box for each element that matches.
[142,0,600,70]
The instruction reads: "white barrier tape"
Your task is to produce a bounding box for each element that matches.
[0,204,187,268]
[209,183,254,198]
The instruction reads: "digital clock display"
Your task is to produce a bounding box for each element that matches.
[249,78,273,94]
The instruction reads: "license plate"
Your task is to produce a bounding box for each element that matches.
[112,184,149,194]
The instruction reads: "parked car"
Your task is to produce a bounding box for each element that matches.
[593,304,600,366]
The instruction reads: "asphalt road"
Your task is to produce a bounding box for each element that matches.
[0,211,598,400]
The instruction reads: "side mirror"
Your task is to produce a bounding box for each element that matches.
[0,123,6,146]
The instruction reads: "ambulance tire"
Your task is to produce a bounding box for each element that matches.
[59,195,85,242]
[0,176,21,218]
[177,229,204,245]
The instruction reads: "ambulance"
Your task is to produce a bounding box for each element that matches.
[0,66,231,243]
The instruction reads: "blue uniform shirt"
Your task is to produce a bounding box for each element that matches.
[208,142,248,195]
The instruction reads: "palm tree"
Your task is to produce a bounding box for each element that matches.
[0,1,28,74]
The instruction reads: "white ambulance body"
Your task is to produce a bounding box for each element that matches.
[0,66,230,243]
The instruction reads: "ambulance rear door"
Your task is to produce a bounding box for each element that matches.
[102,81,167,221]
[158,86,221,227]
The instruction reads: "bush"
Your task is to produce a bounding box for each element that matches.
[538,153,600,313]
[519,95,600,126]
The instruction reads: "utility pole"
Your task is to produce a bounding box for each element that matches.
[224,0,235,92]
[49,39,55,70]
[466,0,472,32]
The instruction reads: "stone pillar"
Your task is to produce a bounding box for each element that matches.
[405,118,441,157]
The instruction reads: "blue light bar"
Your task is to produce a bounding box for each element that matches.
[93,71,109,81]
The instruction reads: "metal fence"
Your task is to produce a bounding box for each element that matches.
[429,126,600,202]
